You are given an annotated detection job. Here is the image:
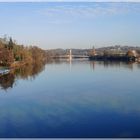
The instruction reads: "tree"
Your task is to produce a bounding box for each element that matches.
[0,48,14,66]
[8,37,14,50]
[126,50,137,57]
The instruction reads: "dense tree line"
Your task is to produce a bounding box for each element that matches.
[0,37,48,67]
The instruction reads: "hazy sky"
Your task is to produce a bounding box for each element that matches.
[0,2,140,49]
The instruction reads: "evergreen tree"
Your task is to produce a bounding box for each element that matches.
[8,37,14,50]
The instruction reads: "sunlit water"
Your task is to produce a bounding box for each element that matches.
[0,60,140,138]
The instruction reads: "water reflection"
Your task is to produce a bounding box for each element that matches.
[90,60,137,70]
[1,60,140,90]
[47,59,140,70]
[0,61,46,90]
[0,73,15,90]
[0,60,140,137]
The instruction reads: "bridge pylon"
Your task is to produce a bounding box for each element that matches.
[69,49,72,60]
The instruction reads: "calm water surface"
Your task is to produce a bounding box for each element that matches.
[0,60,140,138]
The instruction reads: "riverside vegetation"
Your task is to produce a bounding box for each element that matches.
[1,36,140,68]
[0,36,48,67]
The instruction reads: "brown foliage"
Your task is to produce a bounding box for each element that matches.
[0,37,48,67]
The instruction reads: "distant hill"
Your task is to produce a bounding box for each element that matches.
[96,45,140,52]
[46,46,140,56]
[46,48,89,56]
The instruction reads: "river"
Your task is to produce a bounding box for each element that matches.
[0,60,140,138]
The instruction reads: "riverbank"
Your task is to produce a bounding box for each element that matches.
[89,49,140,62]
[0,36,48,68]
[10,61,27,68]
[89,55,138,62]
[0,62,25,77]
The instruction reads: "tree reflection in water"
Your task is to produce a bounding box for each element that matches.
[0,73,15,90]
[90,60,137,70]
[0,61,46,90]
[1,60,140,91]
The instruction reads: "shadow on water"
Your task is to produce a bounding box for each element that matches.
[0,61,46,90]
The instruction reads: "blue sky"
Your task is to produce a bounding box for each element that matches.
[0,2,140,49]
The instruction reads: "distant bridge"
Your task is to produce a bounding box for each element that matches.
[51,49,89,59]
[52,55,89,59]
